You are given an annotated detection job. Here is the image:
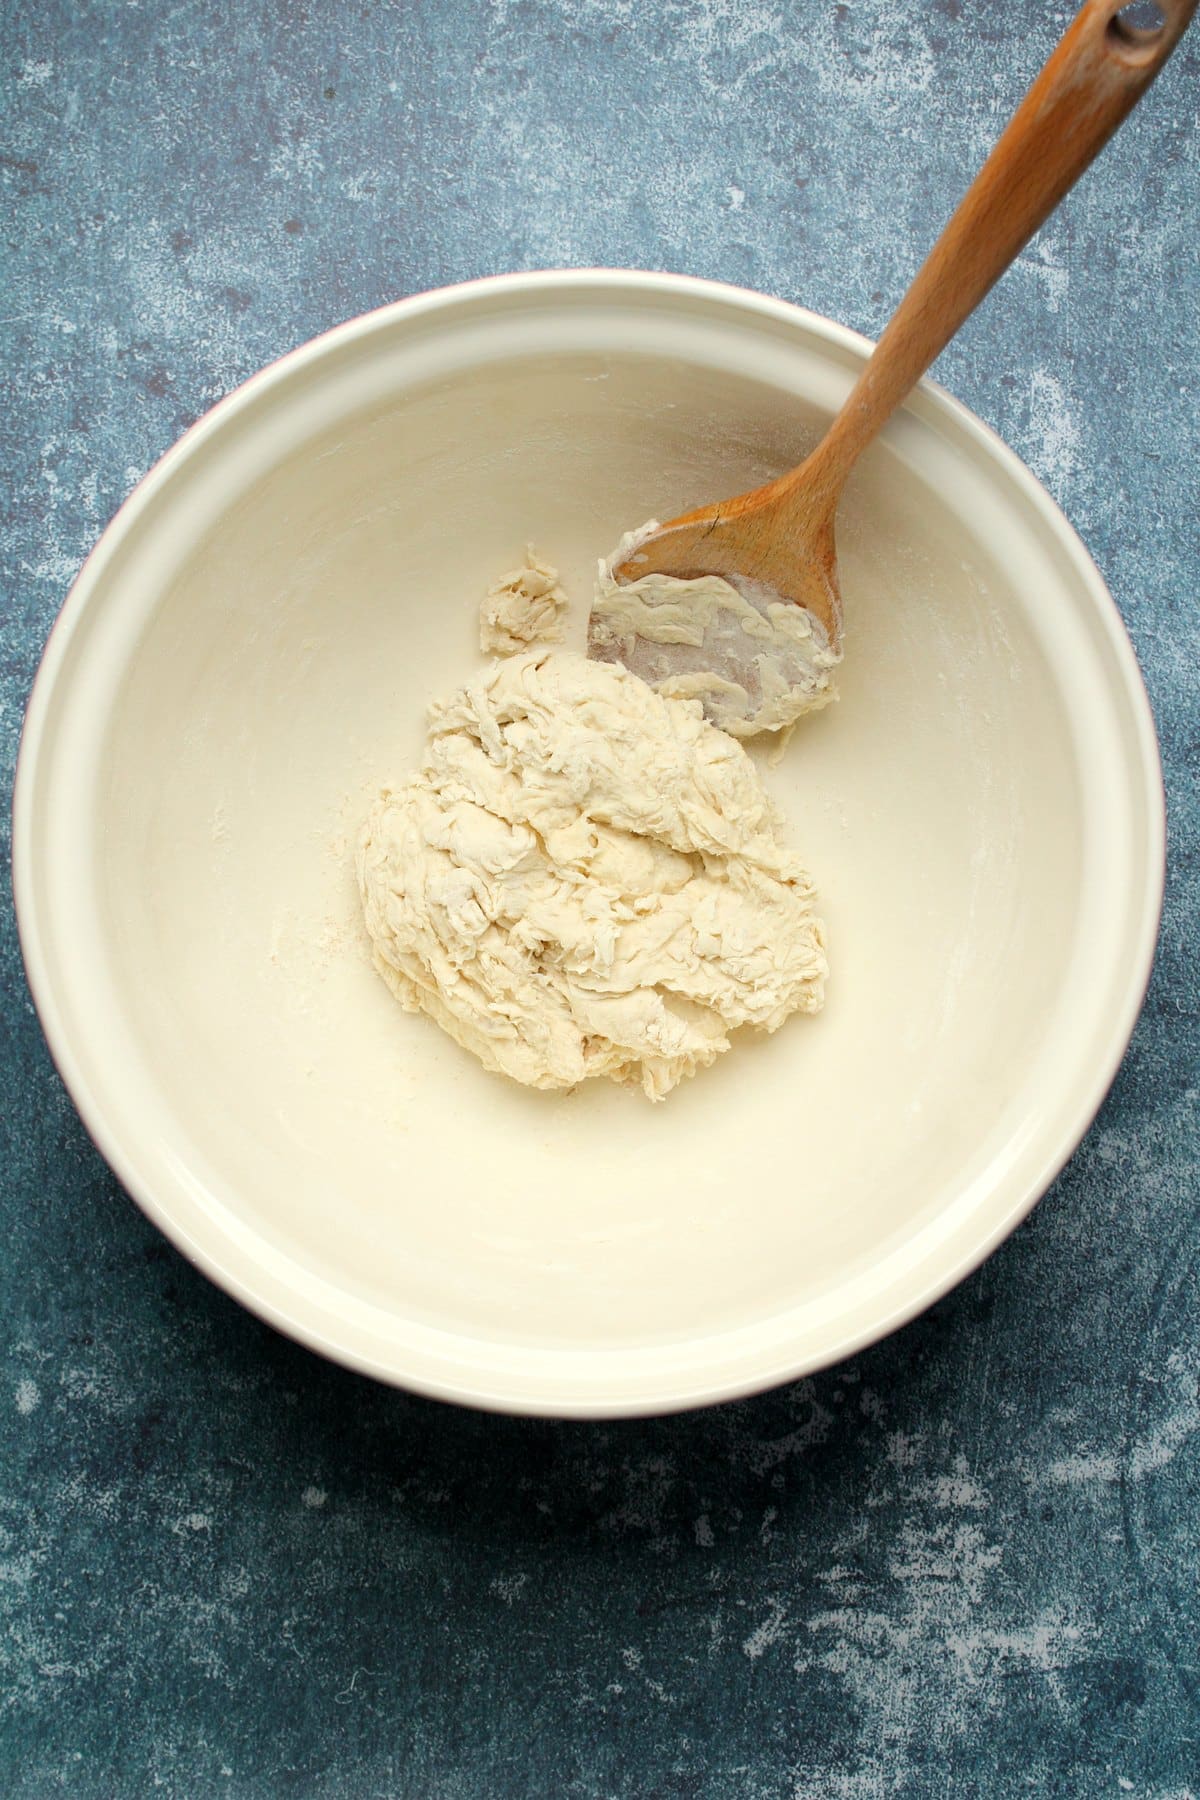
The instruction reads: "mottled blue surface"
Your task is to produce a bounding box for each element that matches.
[3,1,1198,1794]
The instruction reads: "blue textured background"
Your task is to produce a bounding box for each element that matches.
[3,2,1198,1794]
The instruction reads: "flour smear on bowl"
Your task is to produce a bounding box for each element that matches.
[356,550,830,1100]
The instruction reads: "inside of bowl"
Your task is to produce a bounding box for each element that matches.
[90,322,1093,1366]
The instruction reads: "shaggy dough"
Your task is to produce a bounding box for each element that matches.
[358,651,826,1100]
[589,522,841,737]
[479,547,567,655]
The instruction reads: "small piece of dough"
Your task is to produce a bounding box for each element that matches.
[479,547,568,655]
[358,651,827,1101]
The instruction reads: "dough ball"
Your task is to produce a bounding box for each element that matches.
[358,651,827,1101]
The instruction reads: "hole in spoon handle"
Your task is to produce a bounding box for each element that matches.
[1105,0,1196,64]
[1110,0,1165,39]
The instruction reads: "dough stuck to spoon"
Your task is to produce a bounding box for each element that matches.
[588,522,841,739]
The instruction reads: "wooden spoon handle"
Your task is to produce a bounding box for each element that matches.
[797,0,1197,500]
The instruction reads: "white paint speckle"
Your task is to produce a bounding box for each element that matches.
[1050,1349,1198,1485]
[726,184,745,210]
[885,1430,920,1468]
[1047,1449,1120,1486]
[742,1598,787,1662]
[747,1384,833,1473]
[301,1485,328,1509]
[927,1465,987,1511]
[19,59,53,88]
[1026,369,1081,490]
[1128,1347,1199,1478]
[15,1379,40,1416]
[1019,236,1070,314]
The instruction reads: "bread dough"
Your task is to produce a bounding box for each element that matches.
[588,522,841,737]
[358,651,826,1100]
[479,547,567,654]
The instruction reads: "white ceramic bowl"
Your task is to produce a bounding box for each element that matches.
[15,271,1163,1417]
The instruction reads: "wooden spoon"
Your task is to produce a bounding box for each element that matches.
[589,0,1196,734]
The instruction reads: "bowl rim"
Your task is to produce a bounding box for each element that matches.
[12,267,1166,1417]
